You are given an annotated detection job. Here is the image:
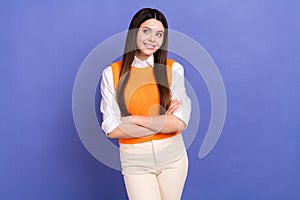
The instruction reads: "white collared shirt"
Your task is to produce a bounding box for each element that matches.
[100,55,191,135]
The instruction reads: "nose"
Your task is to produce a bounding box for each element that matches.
[148,33,155,42]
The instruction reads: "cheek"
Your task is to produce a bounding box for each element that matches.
[156,38,164,48]
[137,32,146,42]
[136,35,143,49]
[136,38,142,49]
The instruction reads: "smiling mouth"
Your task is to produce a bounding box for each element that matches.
[144,43,156,49]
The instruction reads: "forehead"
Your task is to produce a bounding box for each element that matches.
[140,19,164,31]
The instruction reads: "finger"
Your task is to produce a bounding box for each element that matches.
[167,104,181,114]
[167,100,182,114]
[168,102,182,113]
[170,99,180,105]
[170,105,181,114]
[170,101,182,109]
[169,101,181,109]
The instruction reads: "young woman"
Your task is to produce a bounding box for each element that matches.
[100,8,191,200]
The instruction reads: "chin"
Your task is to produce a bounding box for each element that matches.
[142,49,157,56]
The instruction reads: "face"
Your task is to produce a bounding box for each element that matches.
[136,18,165,60]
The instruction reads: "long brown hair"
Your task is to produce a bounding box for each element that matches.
[116,8,170,116]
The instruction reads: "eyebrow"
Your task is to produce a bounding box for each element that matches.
[142,26,164,33]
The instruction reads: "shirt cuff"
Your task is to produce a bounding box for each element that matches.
[101,117,122,136]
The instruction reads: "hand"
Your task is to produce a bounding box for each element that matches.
[166,99,182,115]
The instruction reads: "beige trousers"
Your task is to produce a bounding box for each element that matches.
[119,134,188,200]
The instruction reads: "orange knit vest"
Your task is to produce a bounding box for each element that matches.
[111,59,180,144]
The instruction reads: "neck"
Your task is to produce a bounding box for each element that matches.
[135,51,151,61]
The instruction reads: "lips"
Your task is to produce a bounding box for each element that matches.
[144,43,156,49]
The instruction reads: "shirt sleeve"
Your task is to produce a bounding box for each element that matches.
[170,61,191,127]
[100,66,122,136]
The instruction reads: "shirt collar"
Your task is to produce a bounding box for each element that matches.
[132,55,154,68]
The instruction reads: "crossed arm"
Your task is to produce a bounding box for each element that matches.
[107,100,185,139]
[101,62,191,139]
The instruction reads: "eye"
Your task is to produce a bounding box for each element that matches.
[143,29,150,34]
[156,33,163,38]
